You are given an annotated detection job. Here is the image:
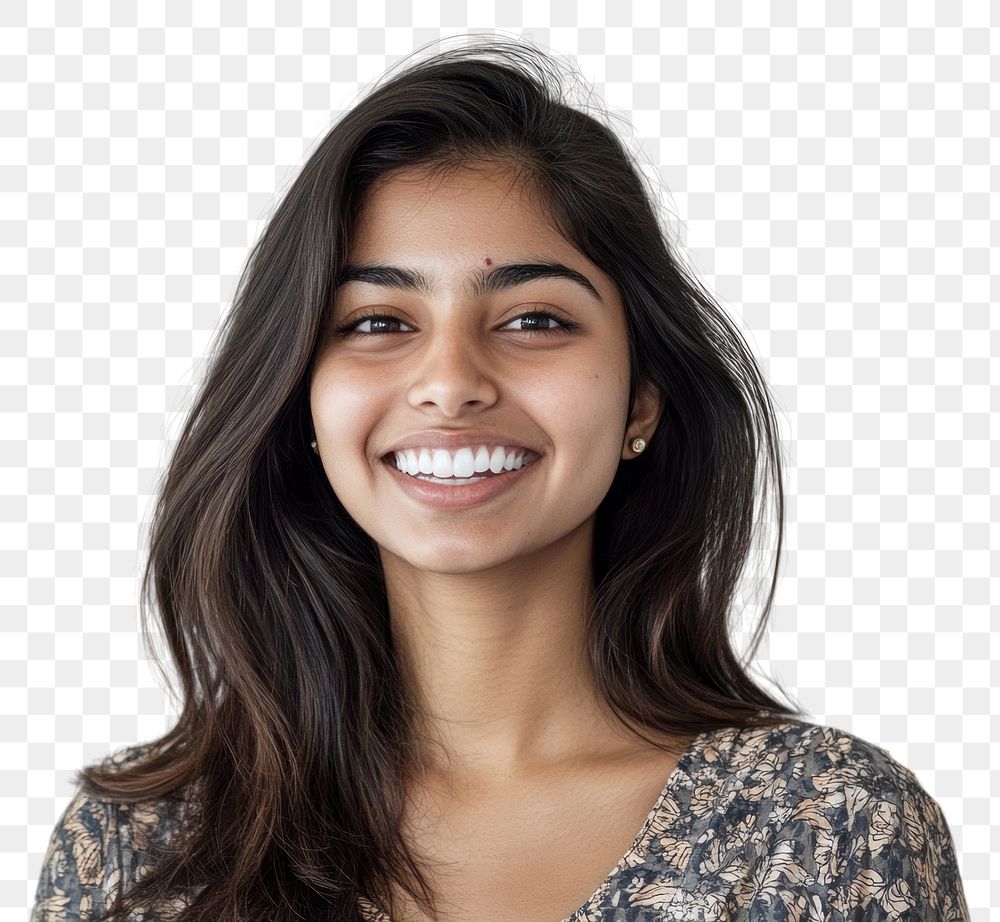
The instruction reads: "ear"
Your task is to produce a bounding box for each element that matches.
[624,379,664,456]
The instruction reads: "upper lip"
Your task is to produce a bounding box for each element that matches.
[382,430,539,457]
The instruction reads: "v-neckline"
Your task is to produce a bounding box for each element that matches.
[559,724,720,921]
[358,724,723,922]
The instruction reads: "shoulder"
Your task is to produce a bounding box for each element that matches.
[694,715,937,800]
[30,742,184,921]
[708,716,951,841]
[779,717,918,781]
[702,716,969,919]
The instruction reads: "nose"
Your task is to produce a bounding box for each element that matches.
[403,323,500,415]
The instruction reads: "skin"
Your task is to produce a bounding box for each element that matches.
[309,161,671,796]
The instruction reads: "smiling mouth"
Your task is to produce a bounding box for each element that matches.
[380,453,539,482]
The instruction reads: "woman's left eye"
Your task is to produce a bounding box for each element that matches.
[334,309,581,338]
[500,311,581,335]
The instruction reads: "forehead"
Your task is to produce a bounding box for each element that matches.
[348,163,564,253]
[341,164,614,302]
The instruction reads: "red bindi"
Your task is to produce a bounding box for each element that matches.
[483,257,492,266]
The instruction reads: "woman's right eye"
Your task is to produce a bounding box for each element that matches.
[334,312,408,336]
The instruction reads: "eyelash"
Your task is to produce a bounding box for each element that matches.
[334,309,582,338]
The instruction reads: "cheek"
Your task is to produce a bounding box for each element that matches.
[528,360,626,425]
[309,364,382,458]
[525,370,627,472]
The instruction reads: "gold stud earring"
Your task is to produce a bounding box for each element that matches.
[631,437,646,453]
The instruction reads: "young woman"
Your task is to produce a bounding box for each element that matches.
[32,39,969,922]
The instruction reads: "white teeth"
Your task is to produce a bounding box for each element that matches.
[490,446,507,474]
[414,474,487,485]
[391,445,528,479]
[432,449,450,477]
[434,448,475,478]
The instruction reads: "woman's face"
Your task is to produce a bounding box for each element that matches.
[310,163,656,575]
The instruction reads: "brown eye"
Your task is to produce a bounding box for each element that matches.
[499,311,580,335]
[334,312,412,336]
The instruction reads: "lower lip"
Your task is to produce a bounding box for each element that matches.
[381,456,541,509]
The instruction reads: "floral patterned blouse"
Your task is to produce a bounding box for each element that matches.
[31,717,971,921]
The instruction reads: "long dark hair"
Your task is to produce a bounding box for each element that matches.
[79,36,804,921]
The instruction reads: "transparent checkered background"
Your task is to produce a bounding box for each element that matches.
[3,3,995,919]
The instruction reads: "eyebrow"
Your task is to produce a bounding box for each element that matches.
[335,261,604,304]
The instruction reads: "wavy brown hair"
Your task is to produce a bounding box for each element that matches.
[77,36,804,921]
